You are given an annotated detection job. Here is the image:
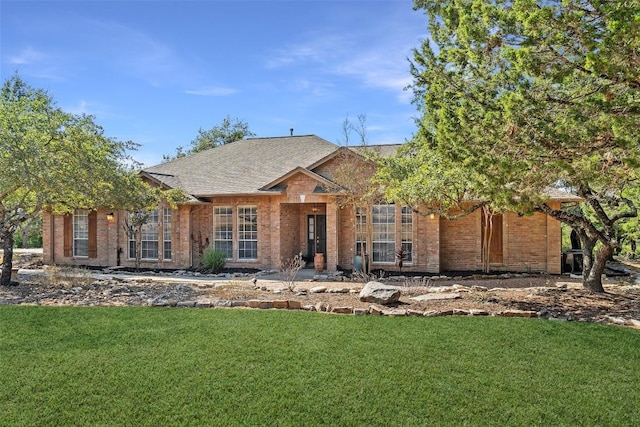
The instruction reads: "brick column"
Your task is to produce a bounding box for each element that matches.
[426,215,441,273]
[326,200,338,272]
[178,205,193,268]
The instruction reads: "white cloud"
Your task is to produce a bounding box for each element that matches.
[264,22,423,103]
[184,87,237,96]
[9,46,47,65]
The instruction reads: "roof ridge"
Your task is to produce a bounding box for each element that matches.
[245,134,318,140]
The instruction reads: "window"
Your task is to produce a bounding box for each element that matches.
[355,207,367,256]
[214,207,233,259]
[128,210,159,260]
[238,206,258,260]
[372,204,395,263]
[73,209,89,257]
[163,208,172,260]
[401,206,413,263]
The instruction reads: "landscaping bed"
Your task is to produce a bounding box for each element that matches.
[2,258,640,327]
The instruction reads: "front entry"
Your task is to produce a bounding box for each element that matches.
[307,215,326,264]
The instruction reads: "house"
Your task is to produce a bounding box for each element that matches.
[42,135,568,274]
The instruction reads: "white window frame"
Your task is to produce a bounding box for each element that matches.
[73,209,89,258]
[355,206,367,256]
[237,206,258,260]
[163,208,172,260]
[401,206,413,264]
[214,207,234,259]
[372,204,396,263]
[128,210,160,260]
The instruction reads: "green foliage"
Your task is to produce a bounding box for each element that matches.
[2,307,640,425]
[163,115,254,161]
[0,74,186,284]
[201,247,227,273]
[379,0,640,290]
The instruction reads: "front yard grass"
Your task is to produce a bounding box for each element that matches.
[1,307,639,425]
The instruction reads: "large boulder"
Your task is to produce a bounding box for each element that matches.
[358,281,401,305]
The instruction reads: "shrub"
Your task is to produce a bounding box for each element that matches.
[201,247,226,273]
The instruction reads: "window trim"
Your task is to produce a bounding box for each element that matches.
[214,206,234,260]
[237,205,258,261]
[163,208,173,261]
[73,209,89,258]
[128,209,160,261]
[371,204,396,264]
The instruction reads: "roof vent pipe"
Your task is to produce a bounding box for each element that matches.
[290,128,294,136]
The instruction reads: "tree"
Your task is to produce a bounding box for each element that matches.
[163,115,254,161]
[329,114,381,274]
[337,113,368,146]
[0,74,180,285]
[377,0,640,292]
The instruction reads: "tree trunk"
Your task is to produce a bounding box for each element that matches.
[1,233,15,286]
[583,244,611,293]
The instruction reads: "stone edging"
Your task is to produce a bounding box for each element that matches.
[141,297,640,329]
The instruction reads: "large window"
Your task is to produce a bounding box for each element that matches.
[357,204,412,265]
[73,209,89,257]
[163,208,172,260]
[238,206,258,260]
[128,210,159,260]
[214,207,233,259]
[355,207,367,256]
[372,204,395,263]
[401,206,413,263]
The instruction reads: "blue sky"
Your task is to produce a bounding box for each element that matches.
[2,0,427,166]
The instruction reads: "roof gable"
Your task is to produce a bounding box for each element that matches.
[143,135,339,197]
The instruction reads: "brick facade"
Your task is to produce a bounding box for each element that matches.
[42,166,564,274]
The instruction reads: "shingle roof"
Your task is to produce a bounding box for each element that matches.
[143,135,340,196]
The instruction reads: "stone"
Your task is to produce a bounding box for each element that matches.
[258,301,273,309]
[500,309,537,318]
[315,302,327,312]
[382,309,407,317]
[310,286,327,293]
[410,293,461,302]
[537,309,552,319]
[272,300,289,309]
[605,315,627,325]
[230,301,247,307]
[358,281,401,305]
[213,300,232,308]
[247,300,261,308]
[469,309,489,316]
[407,309,424,317]
[423,310,440,317]
[626,319,640,329]
[353,308,369,316]
[195,300,212,308]
[453,309,470,316]
[331,306,353,314]
[287,300,302,310]
[369,305,384,316]
[302,304,316,311]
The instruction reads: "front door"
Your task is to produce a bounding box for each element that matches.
[307,215,327,263]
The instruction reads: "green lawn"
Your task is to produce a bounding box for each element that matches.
[1,307,639,426]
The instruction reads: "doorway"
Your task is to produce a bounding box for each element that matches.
[307,215,326,264]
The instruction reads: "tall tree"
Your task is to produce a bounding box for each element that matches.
[0,74,179,285]
[378,0,640,292]
[163,115,254,161]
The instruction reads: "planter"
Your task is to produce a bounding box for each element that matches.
[314,253,324,273]
[354,255,369,273]
[354,255,364,273]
